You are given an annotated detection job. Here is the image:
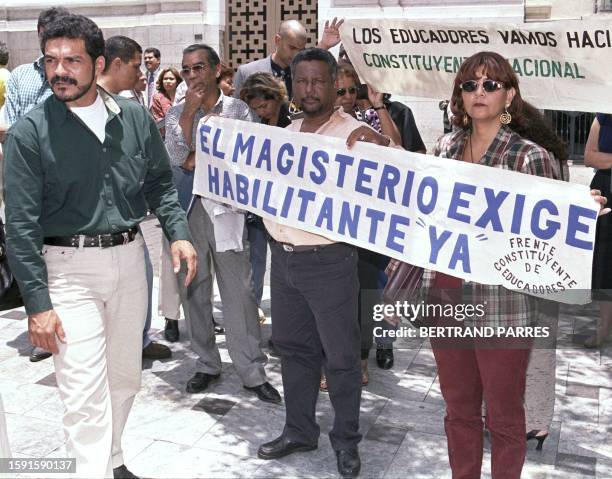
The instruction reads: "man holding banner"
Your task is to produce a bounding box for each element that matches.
[256,48,392,478]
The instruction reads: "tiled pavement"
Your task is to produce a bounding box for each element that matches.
[1,214,612,478]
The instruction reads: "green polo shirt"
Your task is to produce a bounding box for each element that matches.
[3,89,192,314]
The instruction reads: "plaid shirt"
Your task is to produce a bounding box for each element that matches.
[5,56,52,126]
[419,126,560,327]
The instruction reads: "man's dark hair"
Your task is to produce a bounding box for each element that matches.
[37,7,70,33]
[42,14,105,63]
[0,41,8,66]
[182,44,220,67]
[104,36,142,72]
[144,47,161,59]
[290,48,337,81]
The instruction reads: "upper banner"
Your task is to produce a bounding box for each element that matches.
[193,117,599,302]
[339,19,612,113]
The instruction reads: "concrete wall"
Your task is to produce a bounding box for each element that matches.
[0,0,226,70]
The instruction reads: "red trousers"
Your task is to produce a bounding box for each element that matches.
[432,344,530,479]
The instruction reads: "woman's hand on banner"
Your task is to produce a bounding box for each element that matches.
[591,189,610,216]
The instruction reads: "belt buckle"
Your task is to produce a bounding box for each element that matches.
[282,244,294,252]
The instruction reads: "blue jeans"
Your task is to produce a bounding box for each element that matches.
[142,242,154,349]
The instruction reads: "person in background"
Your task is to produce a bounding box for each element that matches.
[330,61,401,388]
[0,41,9,108]
[100,36,172,361]
[151,67,182,133]
[218,63,235,97]
[583,113,612,348]
[240,72,291,328]
[143,47,161,108]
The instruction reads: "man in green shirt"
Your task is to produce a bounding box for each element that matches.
[3,14,196,479]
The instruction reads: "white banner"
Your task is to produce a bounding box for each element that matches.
[339,19,612,113]
[193,117,599,301]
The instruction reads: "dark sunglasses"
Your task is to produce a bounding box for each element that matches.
[336,87,357,96]
[459,79,504,93]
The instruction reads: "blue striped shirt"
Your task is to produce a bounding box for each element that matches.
[5,56,52,126]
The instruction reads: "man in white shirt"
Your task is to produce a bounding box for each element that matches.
[143,47,161,109]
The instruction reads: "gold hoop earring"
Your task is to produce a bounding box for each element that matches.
[462,115,470,127]
[500,106,512,125]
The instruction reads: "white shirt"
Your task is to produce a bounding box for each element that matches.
[70,94,108,143]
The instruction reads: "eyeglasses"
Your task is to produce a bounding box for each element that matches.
[459,79,504,93]
[180,63,207,76]
[336,87,357,96]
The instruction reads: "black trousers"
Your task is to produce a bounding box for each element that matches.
[270,242,362,450]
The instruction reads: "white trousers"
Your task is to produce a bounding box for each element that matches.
[157,236,181,320]
[45,236,147,479]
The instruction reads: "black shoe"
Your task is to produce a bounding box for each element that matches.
[113,464,139,479]
[163,318,179,342]
[186,372,220,393]
[29,347,52,362]
[244,382,282,404]
[142,341,172,360]
[336,448,361,478]
[375,347,394,370]
[214,325,225,335]
[257,435,317,459]
[526,429,549,451]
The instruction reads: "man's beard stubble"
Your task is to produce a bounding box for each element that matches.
[51,70,96,103]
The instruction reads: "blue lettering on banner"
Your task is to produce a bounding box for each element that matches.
[339,203,361,238]
[315,197,334,231]
[365,208,385,243]
[212,128,225,160]
[565,205,597,250]
[200,124,211,154]
[531,200,561,240]
[449,233,471,273]
[256,138,272,171]
[474,188,509,232]
[277,143,294,175]
[511,194,526,234]
[355,159,378,196]
[334,154,355,188]
[232,133,255,165]
[297,146,308,178]
[297,189,316,221]
[222,171,235,201]
[310,150,329,185]
[262,181,277,215]
[418,176,439,214]
[280,187,295,218]
[401,170,415,207]
[377,164,401,203]
[448,182,476,224]
[386,214,410,253]
[235,174,249,205]
[428,226,451,265]
[251,178,261,208]
[208,164,219,195]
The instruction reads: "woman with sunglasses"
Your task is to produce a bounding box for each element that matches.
[428,51,561,478]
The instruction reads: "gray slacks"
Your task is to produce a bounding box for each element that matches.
[178,200,267,388]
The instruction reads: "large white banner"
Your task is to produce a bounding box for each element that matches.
[193,117,599,301]
[339,19,612,114]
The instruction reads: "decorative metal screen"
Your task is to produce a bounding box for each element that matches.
[225,0,318,70]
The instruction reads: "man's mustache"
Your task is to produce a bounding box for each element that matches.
[50,76,77,86]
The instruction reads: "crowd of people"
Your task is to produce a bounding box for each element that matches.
[0,7,610,479]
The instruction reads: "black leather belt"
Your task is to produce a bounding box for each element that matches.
[43,227,139,248]
[270,238,331,253]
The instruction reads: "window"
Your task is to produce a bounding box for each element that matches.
[601,0,612,11]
